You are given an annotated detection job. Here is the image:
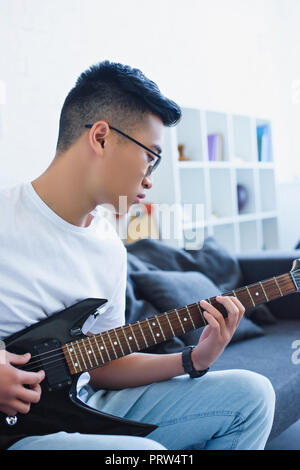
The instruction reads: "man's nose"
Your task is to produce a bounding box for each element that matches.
[142,173,153,190]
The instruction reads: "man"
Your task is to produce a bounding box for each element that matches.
[0,60,275,450]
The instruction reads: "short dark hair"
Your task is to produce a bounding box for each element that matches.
[55,60,182,155]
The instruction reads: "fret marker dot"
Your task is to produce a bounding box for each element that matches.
[255,292,259,296]
[88,350,92,354]
[113,341,117,345]
[152,322,156,326]
[69,348,73,352]
[183,317,187,321]
[156,333,160,337]
[100,346,104,350]
[74,363,78,367]
[129,336,132,340]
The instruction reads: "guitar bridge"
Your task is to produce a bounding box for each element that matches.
[33,339,72,392]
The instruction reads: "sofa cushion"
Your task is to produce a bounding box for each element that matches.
[126,236,243,292]
[131,269,264,346]
[245,303,278,326]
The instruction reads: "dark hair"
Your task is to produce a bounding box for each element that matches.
[55,60,182,155]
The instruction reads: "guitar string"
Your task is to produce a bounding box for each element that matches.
[21,311,189,371]
[13,275,293,371]
[15,300,211,366]
[20,298,211,372]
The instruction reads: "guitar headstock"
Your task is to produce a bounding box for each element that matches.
[290,259,300,290]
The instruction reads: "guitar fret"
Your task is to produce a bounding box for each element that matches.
[76,340,87,370]
[70,342,82,371]
[114,328,125,356]
[175,308,186,333]
[146,318,157,344]
[87,337,99,366]
[121,325,133,353]
[232,290,237,298]
[92,336,105,364]
[82,338,93,368]
[260,281,269,301]
[137,320,149,348]
[196,302,206,325]
[99,333,112,361]
[106,331,118,359]
[246,286,255,307]
[65,343,77,372]
[155,315,166,341]
[274,276,283,296]
[184,305,196,329]
[129,324,140,349]
[165,313,175,337]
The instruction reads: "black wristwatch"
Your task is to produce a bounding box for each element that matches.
[182,345,209,378]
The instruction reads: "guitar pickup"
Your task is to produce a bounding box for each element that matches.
[33,339,72,391]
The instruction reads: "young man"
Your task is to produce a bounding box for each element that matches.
[0,60,275,450]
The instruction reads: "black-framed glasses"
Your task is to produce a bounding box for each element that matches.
[85,123,161,176]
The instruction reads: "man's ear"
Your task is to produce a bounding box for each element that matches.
[88,121,110,153]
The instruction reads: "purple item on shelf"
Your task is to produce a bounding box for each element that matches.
[207,134,218,161]
[237,184,248,212]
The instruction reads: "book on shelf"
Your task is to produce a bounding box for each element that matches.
[207,133,223,161]
[256,124,272,162]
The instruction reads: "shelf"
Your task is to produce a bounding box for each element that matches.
[182,211,279,231]
[210,168,235,219]
[258,168,277,212]
[213,223,236,254]
[179,167,208,219]
[176,108,205,162]
[236,168,256,215]
[146,106,279,253]
[177,160,276,169]
[239,220,259,252]
[256,118,273,163]
[261,217,279,250]
[205,111,231,162]
[232,114,254,162]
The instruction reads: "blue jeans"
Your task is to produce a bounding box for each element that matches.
[8,369,275,450]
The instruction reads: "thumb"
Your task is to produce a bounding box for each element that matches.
[7,351,31,365]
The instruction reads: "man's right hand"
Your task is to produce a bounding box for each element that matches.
[0,351,45,416]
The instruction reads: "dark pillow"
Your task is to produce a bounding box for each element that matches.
[126,236,243,292]
[130,270,264,347]
[245,303,277,326]
[230,316,265,344]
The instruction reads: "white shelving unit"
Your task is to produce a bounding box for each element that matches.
[145,107,280,254]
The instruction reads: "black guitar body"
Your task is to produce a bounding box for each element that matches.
[0,298,157,449]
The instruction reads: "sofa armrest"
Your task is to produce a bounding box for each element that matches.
[236,250,300,285]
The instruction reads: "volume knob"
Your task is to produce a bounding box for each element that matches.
[6,416,18,426]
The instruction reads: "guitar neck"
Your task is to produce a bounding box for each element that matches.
[63,271,297,375]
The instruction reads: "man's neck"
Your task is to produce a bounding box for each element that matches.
[31,155,96,228]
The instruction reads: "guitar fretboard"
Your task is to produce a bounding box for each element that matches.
[63,272,296,375]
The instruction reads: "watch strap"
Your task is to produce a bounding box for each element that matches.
[182,345,209,378]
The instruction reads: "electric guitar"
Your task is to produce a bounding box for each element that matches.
[1,259,300,449]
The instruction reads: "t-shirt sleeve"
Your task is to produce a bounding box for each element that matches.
[81,248,127,335]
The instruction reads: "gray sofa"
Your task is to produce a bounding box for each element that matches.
[213,249,300,441]
[125,237,300,442]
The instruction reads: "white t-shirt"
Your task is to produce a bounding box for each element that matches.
[0,181,127,388]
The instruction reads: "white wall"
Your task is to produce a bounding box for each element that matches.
[0,0,299,248]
